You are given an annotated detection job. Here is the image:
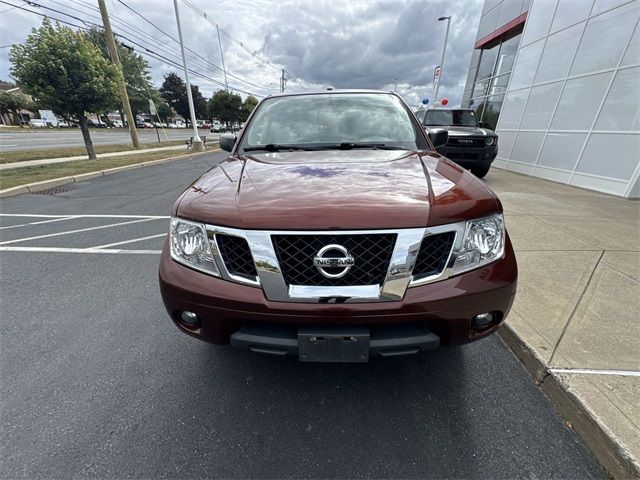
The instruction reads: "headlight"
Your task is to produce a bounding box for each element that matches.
[170,218,220,276]
[485,137,496,146]
[452,214,505,275]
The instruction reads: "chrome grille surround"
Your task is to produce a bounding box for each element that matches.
[204,223,466,303]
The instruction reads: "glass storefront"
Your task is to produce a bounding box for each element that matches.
[467,31,522,130]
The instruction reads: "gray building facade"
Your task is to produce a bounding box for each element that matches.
[462,0,640,198]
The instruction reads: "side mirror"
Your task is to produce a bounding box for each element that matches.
[219,133,236,152]
[429,130,449,148]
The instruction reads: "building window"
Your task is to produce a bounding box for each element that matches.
[472,94,505,130]
[469,31,522,130]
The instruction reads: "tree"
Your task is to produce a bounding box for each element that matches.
[156,101,173,123]
[10,19,118,159]
[240,95,259,122]
[191,84,208,120]
[159,72,207,126]
[207,90,242,126]
[0,91,33,126]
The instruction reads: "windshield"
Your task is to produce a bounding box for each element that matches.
[240,93,424,151]
[424,109,478,127]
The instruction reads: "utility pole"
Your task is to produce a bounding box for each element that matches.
[280,69,286,93]
[97,0,139,147]
[434,15,451,102]
[216,25,229,91]
[173,0,203,151]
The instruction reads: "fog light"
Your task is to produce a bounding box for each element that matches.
[180,310,200,326]
[472,312,495,329]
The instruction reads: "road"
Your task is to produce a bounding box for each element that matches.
[0,127,221,152]
[0,151,604,479]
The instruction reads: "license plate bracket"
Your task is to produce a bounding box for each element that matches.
[298,326,370,362]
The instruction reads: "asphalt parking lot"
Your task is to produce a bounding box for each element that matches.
[0,151,605,479]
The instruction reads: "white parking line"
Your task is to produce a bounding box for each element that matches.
[0,216,75,230]
[91,233,167,250]
[548,368,640,378]
[0,218,161,245]
[0,246,161,255]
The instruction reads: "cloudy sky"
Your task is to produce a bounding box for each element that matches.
[0,0,483,107]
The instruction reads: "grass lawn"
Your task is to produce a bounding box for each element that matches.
[0,149,206,190]
[0,140,185,164]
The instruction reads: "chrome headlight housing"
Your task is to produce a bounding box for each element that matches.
[485,137,496,146]
[452,214,505,275]
[169,218,219,276]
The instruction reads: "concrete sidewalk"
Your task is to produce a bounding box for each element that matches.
[0,144,186,170]
[485,170,639,478]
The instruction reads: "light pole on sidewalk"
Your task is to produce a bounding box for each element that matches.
[173,0,204,152]
[433,15,451,103]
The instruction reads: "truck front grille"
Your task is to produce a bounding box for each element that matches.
[413,232,456,278]
[447,136,485,147]
[216,234,258,280]
[272,233,397,286]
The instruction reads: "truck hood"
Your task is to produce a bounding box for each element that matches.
[427,126,496,137]
[175,150,499,230]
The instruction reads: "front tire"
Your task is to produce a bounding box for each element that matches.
[472,166,490,178]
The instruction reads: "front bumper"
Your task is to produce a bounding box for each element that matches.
[230,322,442,360]
[158,235,518,350]
[436,145,497,168]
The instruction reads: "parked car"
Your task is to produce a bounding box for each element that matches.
[159,90,517,362]
[168,123,178,129]
[416,108,498,178]
[28,118,47,128]
[143,122,154,129]
[112,120,123,128]
[87,119,107,128]
[210,122,223,133]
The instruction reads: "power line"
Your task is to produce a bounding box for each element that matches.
[179,0,283,74]
[42,0,279,96]
[4,0,275,97]
[0,0,269,97]
[112,0,272,94]
[0,0,90,30]
[12,0,272,95]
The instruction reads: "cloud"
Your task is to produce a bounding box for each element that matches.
[0,0,483,107]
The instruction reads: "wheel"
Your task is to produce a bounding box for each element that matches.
[471,166,490,178]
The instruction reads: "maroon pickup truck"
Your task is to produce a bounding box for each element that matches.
[159,90,517,362]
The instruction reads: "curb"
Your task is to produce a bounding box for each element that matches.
[0,148,219,198]
[498,323,640,479]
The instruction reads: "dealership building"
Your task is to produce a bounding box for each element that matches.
[461,0,640,197]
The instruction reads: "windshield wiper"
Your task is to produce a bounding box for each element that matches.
[243,144,313,152]
[316,143,408,150]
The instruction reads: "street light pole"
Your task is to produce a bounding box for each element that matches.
[216,24,229,91]
[394,77,399,92]
[173,0,203,151]
[434,15,451,102]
